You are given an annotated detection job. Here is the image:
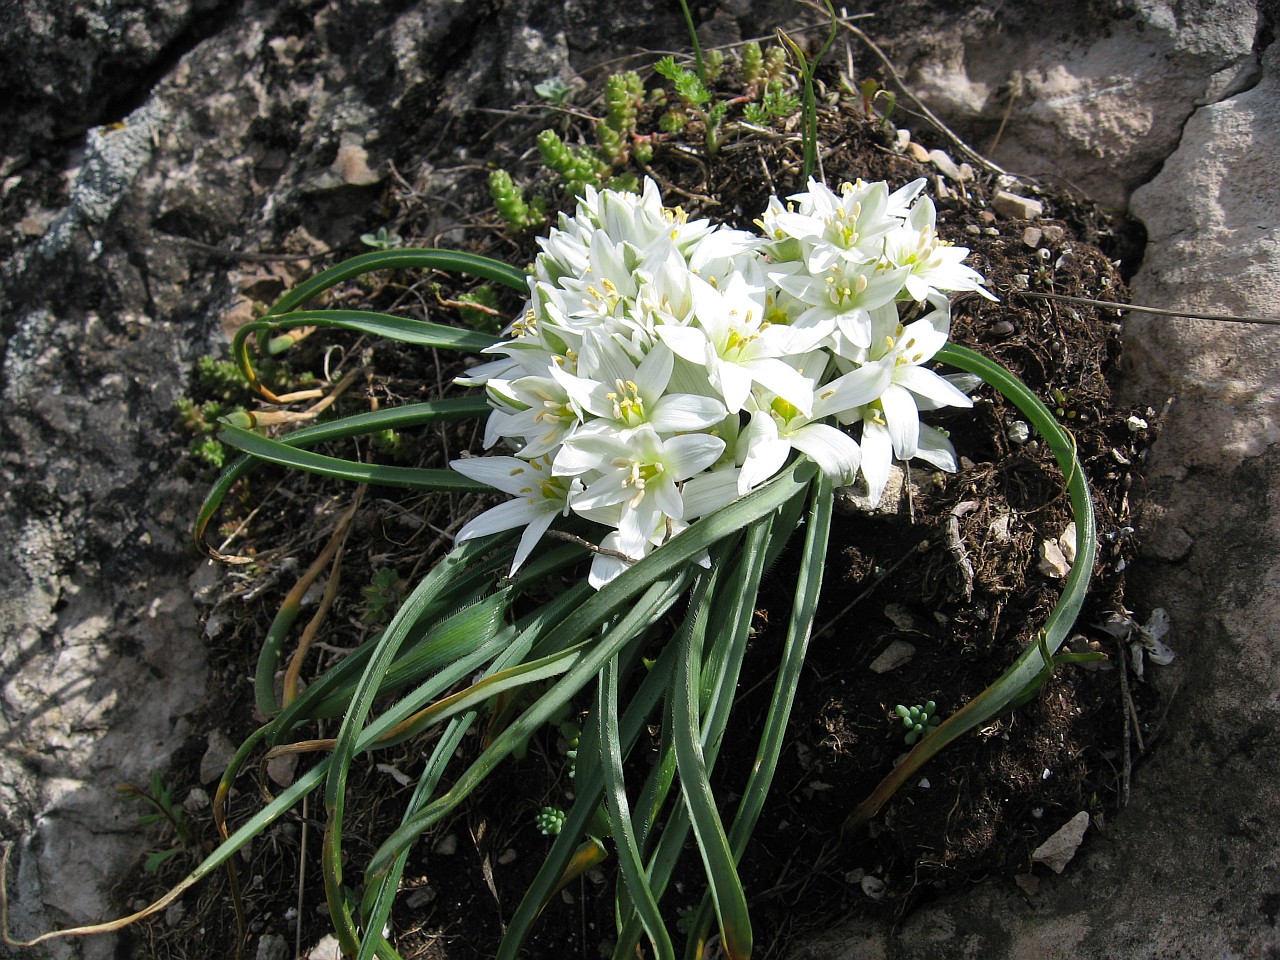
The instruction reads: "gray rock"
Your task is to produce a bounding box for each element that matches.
[990,188,1044,220]
[883,0,1263,206]
[2,2,1278,960]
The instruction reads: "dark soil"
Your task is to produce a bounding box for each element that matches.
[121,68,1160,960]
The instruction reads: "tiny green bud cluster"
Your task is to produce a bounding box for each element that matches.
[894,701,941,745]
[489,169,547,233]
[535,806,567,836]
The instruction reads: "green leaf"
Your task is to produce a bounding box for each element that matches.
[848,344,1097,827]
[216,425,492,492]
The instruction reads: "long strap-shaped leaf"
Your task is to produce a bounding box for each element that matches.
[322,534,510,956]
[598,651,676,960]
[194,397,490,560]
[673,564,751,960]
[847,344,1097,827]
[683,473,833,958]
[364,461,819,882]
[608,520,773,960]
[218,424,493,492]
[232,309,501,399]
[495,629,687,960]
[263,247,528,318]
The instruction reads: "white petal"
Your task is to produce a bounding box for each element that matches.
[914,425,958,472]
[812,362,893,418]
[741,358,815,416]
[511,509,558,574]
[662,433,726,481]
[880,384,921,460]
[648,394,727,433]
[897,365,974,409]
[450,456,543,497]
[456,498,540,542]
[738,414,789,493]
[681,468,742,517]
[790,423,861,485]
[715,359,755,414]
[859,418,893,507]
[656,324,712,365]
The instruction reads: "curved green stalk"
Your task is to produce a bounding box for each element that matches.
[611,518,773,960]
[193,397,490,558]
[263,248,528,319]
[847,344,1097,828]
[672,561,751,960]
[217,425,492,492]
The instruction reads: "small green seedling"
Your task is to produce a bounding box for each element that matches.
[489,169,547,232]
[362,568,406,627]
[118,771,194,874]
[743,80,801,126]
[359,226,404,251]
[654,56,729,155]
[534,77,575,109]
[894,701,941,745]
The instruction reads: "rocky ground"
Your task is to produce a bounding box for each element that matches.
[1,1,1277,959]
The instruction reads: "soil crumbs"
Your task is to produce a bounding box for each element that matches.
[123,84,1162,960]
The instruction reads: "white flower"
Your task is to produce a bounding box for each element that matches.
[820,300,972,504]
[551,336,725,435]
[760,178,924,273]
[658,268,820,415]
[450,455,577,574]
[554,425,724,556]
[880,196,996,302]
[450,176,989,585]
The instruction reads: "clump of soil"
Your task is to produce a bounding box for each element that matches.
[121,70,1160,960]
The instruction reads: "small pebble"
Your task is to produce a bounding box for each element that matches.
[991,189,1045,220]
[928,148,963,181]
[1041,224,1066,244]
[983,226,1001,236]
[868,639,916,674]
[1022,226,1043,248]
[184,787,211,813]
[907,142,931,163]
[965,223,982,235]
[1006,420,1031,444]
[1032,811,1090,874]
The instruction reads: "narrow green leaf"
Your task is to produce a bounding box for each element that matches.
[263,247,528,319]
[194,397,490,558]
[597,654,675,960]
[217,425,493,492]
[847,345,1097,826]
[672,567,752,960]
[684,474,833,955]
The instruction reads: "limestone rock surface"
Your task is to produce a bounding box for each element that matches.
[1,2,1277,959]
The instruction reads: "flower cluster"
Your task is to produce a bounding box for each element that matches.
[451,178,992,586]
